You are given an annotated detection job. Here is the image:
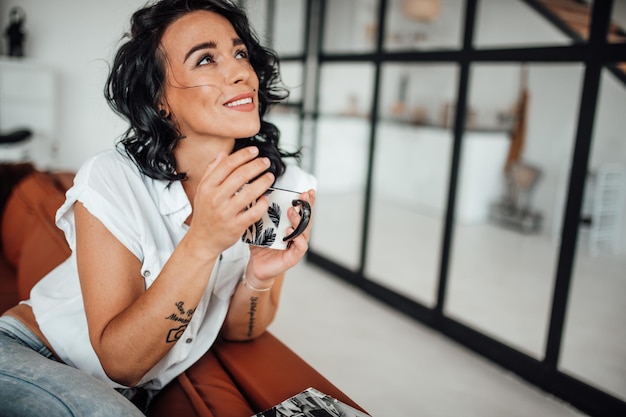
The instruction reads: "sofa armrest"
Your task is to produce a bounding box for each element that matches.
[212,332,366,414]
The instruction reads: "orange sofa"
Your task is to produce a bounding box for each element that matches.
[0,163,366,417]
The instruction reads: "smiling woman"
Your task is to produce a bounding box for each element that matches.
[105,0,296,183]
[0,0,317,415]
[158,11,261,149]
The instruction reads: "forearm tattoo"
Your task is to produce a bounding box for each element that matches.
[165,301,195,343]
[247,296,259,337]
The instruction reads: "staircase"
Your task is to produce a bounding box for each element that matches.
[525,0,626,78]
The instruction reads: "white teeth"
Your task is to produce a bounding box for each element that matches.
[225,97,252,107]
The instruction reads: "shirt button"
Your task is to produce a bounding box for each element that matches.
[185,338,193,344]
[143,270,150,278]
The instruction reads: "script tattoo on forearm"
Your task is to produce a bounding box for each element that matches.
[247,296,259,337]
[165,301,196,343]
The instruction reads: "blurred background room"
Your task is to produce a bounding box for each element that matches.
[1,0,625,416]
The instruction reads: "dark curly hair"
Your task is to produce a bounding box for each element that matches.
[105,0,297,182]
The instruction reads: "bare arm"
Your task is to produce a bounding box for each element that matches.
[76,147,273,387]
[76,204,217,386]
[220,272,285,341]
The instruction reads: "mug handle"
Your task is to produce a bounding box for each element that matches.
[283,199,311,242]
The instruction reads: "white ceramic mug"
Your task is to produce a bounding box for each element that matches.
[241,187,311,250]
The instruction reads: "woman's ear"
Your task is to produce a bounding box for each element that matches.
[158,101,171,118]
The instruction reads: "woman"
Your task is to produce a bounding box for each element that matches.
[0,0,316,415]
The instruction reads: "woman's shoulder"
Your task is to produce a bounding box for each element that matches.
[75,147,142,186]
[81,147,137,174]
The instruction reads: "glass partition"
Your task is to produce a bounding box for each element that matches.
[445,63,584,358]
[365,63,458,306]
[474,0,575,48]
[322,0,379,54]
[559,67,626,401]
[272,0,307,55]
[610,0,626,43]
[267,61,304,155]
[277,61,305,105]
[243,0,270,45]
[244,0,307,54]
[309,63,375,270]
[384,0,465,51]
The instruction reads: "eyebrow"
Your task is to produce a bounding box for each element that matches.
[183,38,245,63]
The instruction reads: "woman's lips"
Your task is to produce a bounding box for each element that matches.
[224,92,255,111]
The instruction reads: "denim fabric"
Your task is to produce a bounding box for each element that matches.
[0,316,145,417]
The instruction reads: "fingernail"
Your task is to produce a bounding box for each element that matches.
[249,146,259,155]
[262,157,270,166]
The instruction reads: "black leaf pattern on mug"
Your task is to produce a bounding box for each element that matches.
[268,203,281,228]
[254,218,264,237]
[256,228,276,247]
[242,219,264,244]
[242,228,253,244]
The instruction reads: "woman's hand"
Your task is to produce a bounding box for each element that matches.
[220,188,315,341]
[246,189,316,283]
[185,146,275,259]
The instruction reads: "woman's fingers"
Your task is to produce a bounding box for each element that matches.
[198,147,274,211]
[188,147,274,248]
[204,147,265,186]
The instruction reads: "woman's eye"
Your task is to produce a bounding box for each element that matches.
[235,49,249,60]
[197,54,214,66]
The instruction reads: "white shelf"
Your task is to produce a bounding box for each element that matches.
[0,57,57,168]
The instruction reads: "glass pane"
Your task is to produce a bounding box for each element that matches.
[309,64,375,270]
[560,68,626,401]
[267,111,301,156]
[267,61,304,154]
[365,63,458,306]
[610,62,626,87]
[317,63,376,117]
[610,0,626,43]
[279,61,305,105]
[322,0,378,53]
[244,0,270,46]
[474,0,576,49]
[445,63,584,358]
[384,0,465,51]
[273,0,306,55]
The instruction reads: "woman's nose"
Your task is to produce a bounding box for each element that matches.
[222,57,250,85]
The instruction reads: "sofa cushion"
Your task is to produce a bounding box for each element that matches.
[2,172,63,267]
[1,171,74,300]
[149,349,253,417]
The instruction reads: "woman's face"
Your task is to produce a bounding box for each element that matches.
[159,10,260,143]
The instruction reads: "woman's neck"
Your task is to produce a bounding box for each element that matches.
[174,136,235,181]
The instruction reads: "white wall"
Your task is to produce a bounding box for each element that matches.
[0,0,146,170]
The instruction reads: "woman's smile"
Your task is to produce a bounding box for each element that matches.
[159,10,261,143]
[224,91,255,111]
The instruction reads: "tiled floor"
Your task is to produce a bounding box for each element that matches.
[269,261,588,417]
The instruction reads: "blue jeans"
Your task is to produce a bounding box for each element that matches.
[0,316,146,417]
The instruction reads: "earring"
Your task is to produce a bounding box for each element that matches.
[159,109,167,118]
